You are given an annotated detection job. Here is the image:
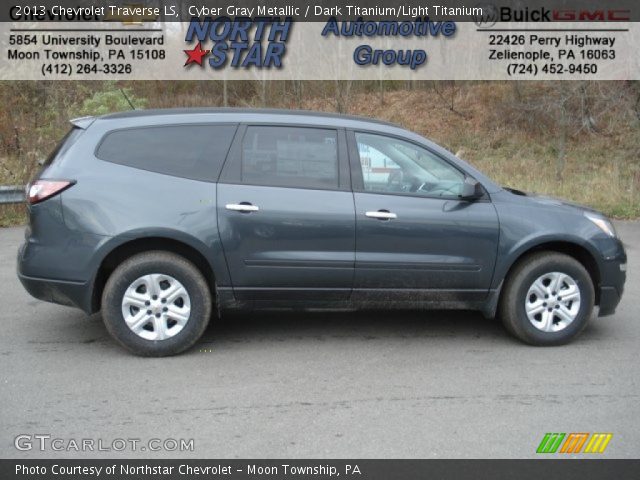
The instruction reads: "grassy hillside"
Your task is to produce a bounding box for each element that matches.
[1,81,638,226]
[317,86,639,219]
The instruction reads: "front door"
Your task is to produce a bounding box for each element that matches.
[217,125,355,301]
[349,131,500,302]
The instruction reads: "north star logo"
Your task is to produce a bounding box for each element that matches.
[183,42,210,66]
[183,17,292,69]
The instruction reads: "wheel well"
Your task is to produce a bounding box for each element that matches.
[92,237,215,312]
[507,241,601,305]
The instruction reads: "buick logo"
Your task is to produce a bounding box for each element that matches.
[473,3,499,28]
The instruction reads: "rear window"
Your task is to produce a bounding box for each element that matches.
[44,127,83,167]
[96,124,236,181]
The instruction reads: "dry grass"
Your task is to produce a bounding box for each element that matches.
[303,84,640,218]
[0,204,26,227]
[1,82,638,227]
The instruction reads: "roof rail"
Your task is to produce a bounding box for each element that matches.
[99,108,402,128]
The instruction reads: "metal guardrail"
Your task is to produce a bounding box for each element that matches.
[0,185,25,205]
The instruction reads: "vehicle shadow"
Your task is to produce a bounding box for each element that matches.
[197,309,510,347]
[81,307,611,354]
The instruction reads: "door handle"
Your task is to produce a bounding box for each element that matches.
[226,203,259,213]
[365,210,397,220]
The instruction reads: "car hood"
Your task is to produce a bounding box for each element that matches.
[504,187,600,215]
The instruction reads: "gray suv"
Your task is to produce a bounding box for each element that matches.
[17,109,627,356]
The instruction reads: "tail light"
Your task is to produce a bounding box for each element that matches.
[26,180,75,205]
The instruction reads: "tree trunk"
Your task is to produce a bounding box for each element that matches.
[555,82,572,181]
[222,80,228,107]
[556,104,568,181]
[260,80,267,107]
[335,81,352,113]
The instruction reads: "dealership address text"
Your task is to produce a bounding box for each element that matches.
[6,32,165,77]
[486,32,618,77]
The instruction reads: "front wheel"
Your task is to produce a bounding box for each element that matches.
[101,251,212,356]
[499,252,595,346]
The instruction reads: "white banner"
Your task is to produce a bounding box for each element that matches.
[1,21,638,80]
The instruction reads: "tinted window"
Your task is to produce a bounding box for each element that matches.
[96,124,236,181]
[242,126,338,189]
[356,132,465,198]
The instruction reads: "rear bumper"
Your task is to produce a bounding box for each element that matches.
[17,240,94,314]
[18,272,92,313]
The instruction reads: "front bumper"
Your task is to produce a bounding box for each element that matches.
[596,238,626,317]
[598,286,622,316]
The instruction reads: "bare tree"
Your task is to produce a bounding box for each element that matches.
[291,80,304,108]
[334,81,352,113]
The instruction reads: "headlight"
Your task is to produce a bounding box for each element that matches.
[584,212,616,237]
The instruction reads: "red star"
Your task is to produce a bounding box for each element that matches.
[184,42,210,67]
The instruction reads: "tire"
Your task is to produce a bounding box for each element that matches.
[499,252,595,346]
[101,251,212,356]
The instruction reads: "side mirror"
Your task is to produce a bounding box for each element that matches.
[459,177,483,201]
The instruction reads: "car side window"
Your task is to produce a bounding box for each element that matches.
[96,124,236,182]
[242,126,338,190]
[355,132,466,198]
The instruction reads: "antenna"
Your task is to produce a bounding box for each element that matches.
[120,88,136,110]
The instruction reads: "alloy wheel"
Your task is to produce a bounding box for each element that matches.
[525,272,581,333]
[121,274,191,341]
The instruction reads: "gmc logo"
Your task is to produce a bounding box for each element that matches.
[553,9,631,21]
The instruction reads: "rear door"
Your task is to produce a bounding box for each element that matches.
[348,130,500,302]
[217,124,355,301]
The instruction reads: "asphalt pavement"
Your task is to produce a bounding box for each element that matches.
[1,222,638,459]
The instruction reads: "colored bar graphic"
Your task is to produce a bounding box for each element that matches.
[537,433,613,454]
[584,433,613,454]
[560,433,589,453]
[536,433,566,453]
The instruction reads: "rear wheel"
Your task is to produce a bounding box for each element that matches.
[499,252,595,346]
[101,251,212,356]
